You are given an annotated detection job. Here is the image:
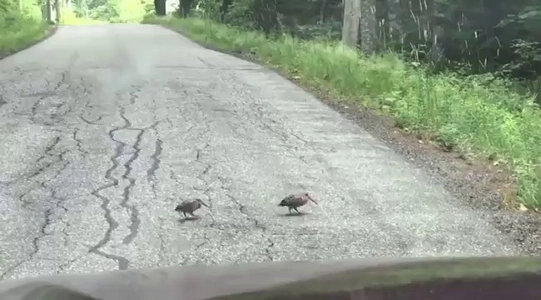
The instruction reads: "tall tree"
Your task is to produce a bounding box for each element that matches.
[55,0,61,22]
[178,0,194,17]
[154,0,165,15]
[253,0,278,36]
[342,0,360,48]
[360,0,377,53]
[45,0,52,21]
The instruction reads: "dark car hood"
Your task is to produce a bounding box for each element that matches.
[1,256,541,300]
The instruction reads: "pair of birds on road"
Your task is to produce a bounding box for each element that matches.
[174,192,319,218]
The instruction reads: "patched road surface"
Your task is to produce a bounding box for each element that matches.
[0,24,521,279]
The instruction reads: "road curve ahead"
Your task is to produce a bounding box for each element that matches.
[0,24,520,279]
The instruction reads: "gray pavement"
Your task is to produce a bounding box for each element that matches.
[0,24,521,280]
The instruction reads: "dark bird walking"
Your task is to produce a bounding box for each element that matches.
[278,192,318,214]
[175,198,209,218]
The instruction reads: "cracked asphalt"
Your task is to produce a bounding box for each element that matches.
[0,24,524,280]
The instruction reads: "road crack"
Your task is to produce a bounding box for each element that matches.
[213,170,275,261]
[0,206,53,279]
[88,106,130,270]
[28,72,70,126]
[17,137,66,209]
[25,137,62,182]
[100,95,159,247]
[1,147,70,279]
[192,142,213,207]
[79,114,102,125]
[225,192,275,261]
[120,126,143,245]
[146,100,163,199]
[72,128,89,157]
[57,253,87,274]
[147,139,163,182]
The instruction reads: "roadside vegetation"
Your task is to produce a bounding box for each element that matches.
[58,8,106,25]
[141,8,541,209]
[58,0,154,24]
[0,0,52,58]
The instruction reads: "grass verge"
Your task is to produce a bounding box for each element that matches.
[0,15,55,59]
[143,15,541,209]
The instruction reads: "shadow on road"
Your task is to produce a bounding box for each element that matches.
[178,216,200,223]
[277,212,313,217]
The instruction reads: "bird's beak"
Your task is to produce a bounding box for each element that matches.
[200,200,210,208]
[307,195,318,205]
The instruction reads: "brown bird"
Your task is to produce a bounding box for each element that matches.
[278,192,318,214]
[175,198,209,218]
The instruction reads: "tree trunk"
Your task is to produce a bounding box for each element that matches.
[55,0,61,23]
[319,0,328,23]
[155,0,166,15]
[178,0,193,18]
[253,0,278,37]
[397,0,433,46]
[375,0,389,49]
[360,0,377,54]
[45,0,52,22]
[342,0,361,49]
[220,0,233,22]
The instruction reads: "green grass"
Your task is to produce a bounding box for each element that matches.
[0,14,50,58]
[144,15,541,209]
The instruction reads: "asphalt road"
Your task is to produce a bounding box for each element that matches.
[0,24,521,280]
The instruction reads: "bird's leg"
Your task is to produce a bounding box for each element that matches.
[288,207,292,214]
[189,212,196,217]
[183,212,187,218]
[294,207,301,214]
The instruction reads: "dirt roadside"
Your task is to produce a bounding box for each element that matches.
[156,23,541,255]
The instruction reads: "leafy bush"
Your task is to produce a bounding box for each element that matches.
[145,15,541,207]
[59,8,105,25]
[0,0,49,57]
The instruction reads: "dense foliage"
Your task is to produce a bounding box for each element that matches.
[176,0,541,97]
[0,0,49,56]
[65,0,153,22]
